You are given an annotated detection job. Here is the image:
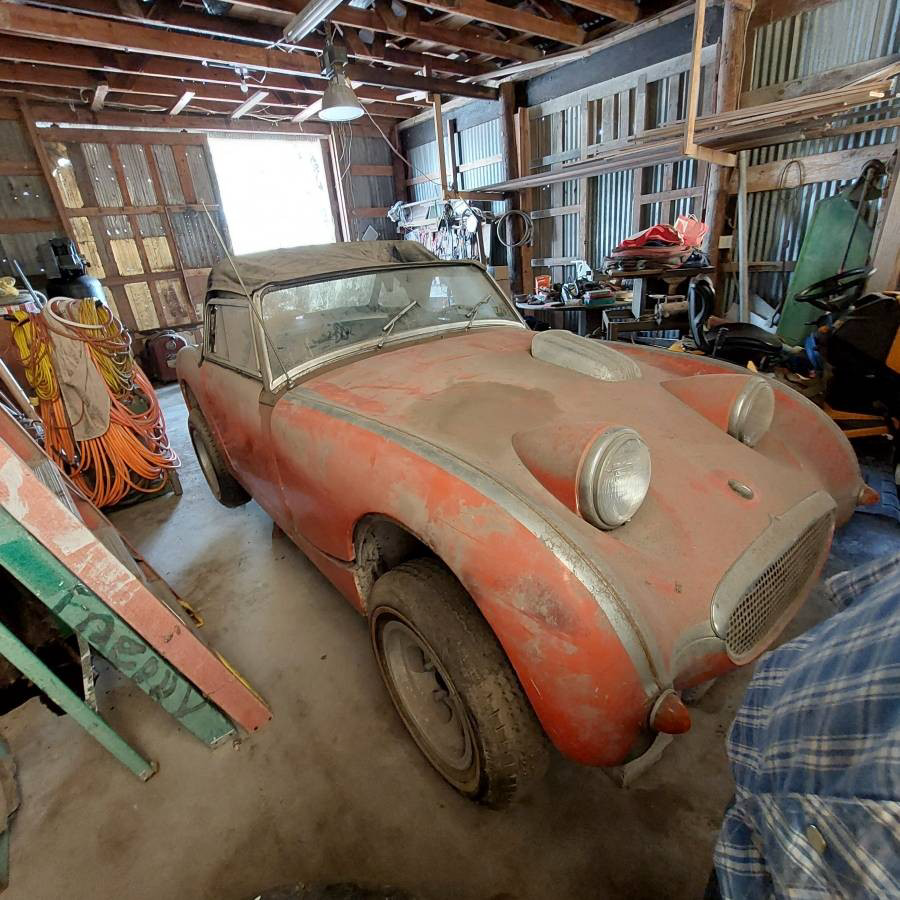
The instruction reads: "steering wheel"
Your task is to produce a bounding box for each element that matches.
[793,267,873,312]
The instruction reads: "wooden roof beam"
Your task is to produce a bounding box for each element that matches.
[0,5,498,99]
[398,0,587,44]
[0,60,416,117]
[0,38,427,107]
[559,0,639,22]
[197,0,538,62]
[24,100,401,135]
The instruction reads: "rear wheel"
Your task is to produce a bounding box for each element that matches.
[187,409,249,508]
[369,558,549,808]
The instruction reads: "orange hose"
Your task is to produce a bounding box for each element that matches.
[12,299,179,508]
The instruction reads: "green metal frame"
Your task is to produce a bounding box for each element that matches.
[0,620,156,780]
[0,508,235,749]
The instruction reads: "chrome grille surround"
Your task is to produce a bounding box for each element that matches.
[710,492,836,665]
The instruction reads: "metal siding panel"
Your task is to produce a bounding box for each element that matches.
[81,143,123,208]
[151,145,185,205]
[118,144,156,207]
[185,145,216,205]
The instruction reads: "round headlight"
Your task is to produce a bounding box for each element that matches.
[728,378,775,447]
[577,427,651,530]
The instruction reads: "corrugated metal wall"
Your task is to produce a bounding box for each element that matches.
[737,0,899,310]
[344,132,398,240]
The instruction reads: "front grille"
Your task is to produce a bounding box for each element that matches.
[725,514,833,662]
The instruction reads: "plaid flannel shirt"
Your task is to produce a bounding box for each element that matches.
[714,552,900,899]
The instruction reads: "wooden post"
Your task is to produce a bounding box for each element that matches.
[517,109,533,293]
[431,94,449,198]
[869,136,900,292]
[704,0,755,282]
[17,99,76,243]
[499,82,523,295]
[684,0,737,168]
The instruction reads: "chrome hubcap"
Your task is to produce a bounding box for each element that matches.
[380,619,473,773]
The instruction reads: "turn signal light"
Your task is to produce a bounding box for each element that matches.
[649,689,692,734]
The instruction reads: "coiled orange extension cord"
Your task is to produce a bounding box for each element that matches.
[12,297,179,508]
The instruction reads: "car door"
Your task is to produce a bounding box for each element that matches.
[200,298,285,519]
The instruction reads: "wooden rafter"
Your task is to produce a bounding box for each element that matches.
[0,37,425,107]
[31,0,496,78]
[0,61,416,118]
[0,4,499,99]
[558,0,639,22]
[399,0,586,44]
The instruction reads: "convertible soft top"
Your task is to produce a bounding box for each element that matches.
[207,240,440,296]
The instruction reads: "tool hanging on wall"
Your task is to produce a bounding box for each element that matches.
[8,290,179,508]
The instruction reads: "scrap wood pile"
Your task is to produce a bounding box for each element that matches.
[484,64,900,191]
[10,296,178,508]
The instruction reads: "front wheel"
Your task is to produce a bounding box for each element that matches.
[369,559,549,808]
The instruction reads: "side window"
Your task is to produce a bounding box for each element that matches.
[206,303,259,374]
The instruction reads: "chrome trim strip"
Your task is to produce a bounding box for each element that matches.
[286,388,663,695]
[710,490,836,638]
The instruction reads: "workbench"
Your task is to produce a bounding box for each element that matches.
[515,301,608,337]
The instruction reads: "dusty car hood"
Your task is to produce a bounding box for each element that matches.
[282,326,854,673]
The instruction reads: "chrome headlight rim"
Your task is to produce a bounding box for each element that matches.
[577,426,652,530]
[728,377,775,448]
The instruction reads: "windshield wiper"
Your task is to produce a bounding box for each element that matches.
[465,296,492,331]
[377,299,418,349]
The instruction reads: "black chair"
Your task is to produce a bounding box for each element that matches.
[687,277,783,366]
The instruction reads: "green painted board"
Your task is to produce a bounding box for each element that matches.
[0,621,156,780]
[776,184,873,346]
[0,509,235,746]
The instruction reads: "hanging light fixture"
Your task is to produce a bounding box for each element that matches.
[319,38,364,123]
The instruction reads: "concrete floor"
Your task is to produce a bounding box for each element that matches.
[2,384,897,900]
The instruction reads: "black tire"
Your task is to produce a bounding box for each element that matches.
[187,408,250,508]
[369,558,549,808]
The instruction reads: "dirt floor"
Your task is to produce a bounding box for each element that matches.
[2,384,897,900]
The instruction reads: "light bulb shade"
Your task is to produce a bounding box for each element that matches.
[319,74,364,122]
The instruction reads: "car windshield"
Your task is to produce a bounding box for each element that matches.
[260,264,518,373]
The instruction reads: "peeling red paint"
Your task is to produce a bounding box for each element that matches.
[178,326,861,766]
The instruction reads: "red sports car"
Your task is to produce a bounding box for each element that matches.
[178,241,863,807]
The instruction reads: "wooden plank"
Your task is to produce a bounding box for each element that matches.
[350,164,394,177]
[16,99,73,242]
[350,207,389,218]
[558,0,639,21]
[447,117,460,192]
[465,1,696,84]
[230,89,268,120]
[400,0,587,44]
[869,138,900,292]
[0,161,39,176]
[90,80,109,111]
[741,55,900,108]
[683,0,736,168]
[0,447,271,734]
[516,109,533,293]
[731,146,893,193]
[432,94,448,197]
[0,216,58,234]
[172,145,197,205]
[169,90,195,116]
